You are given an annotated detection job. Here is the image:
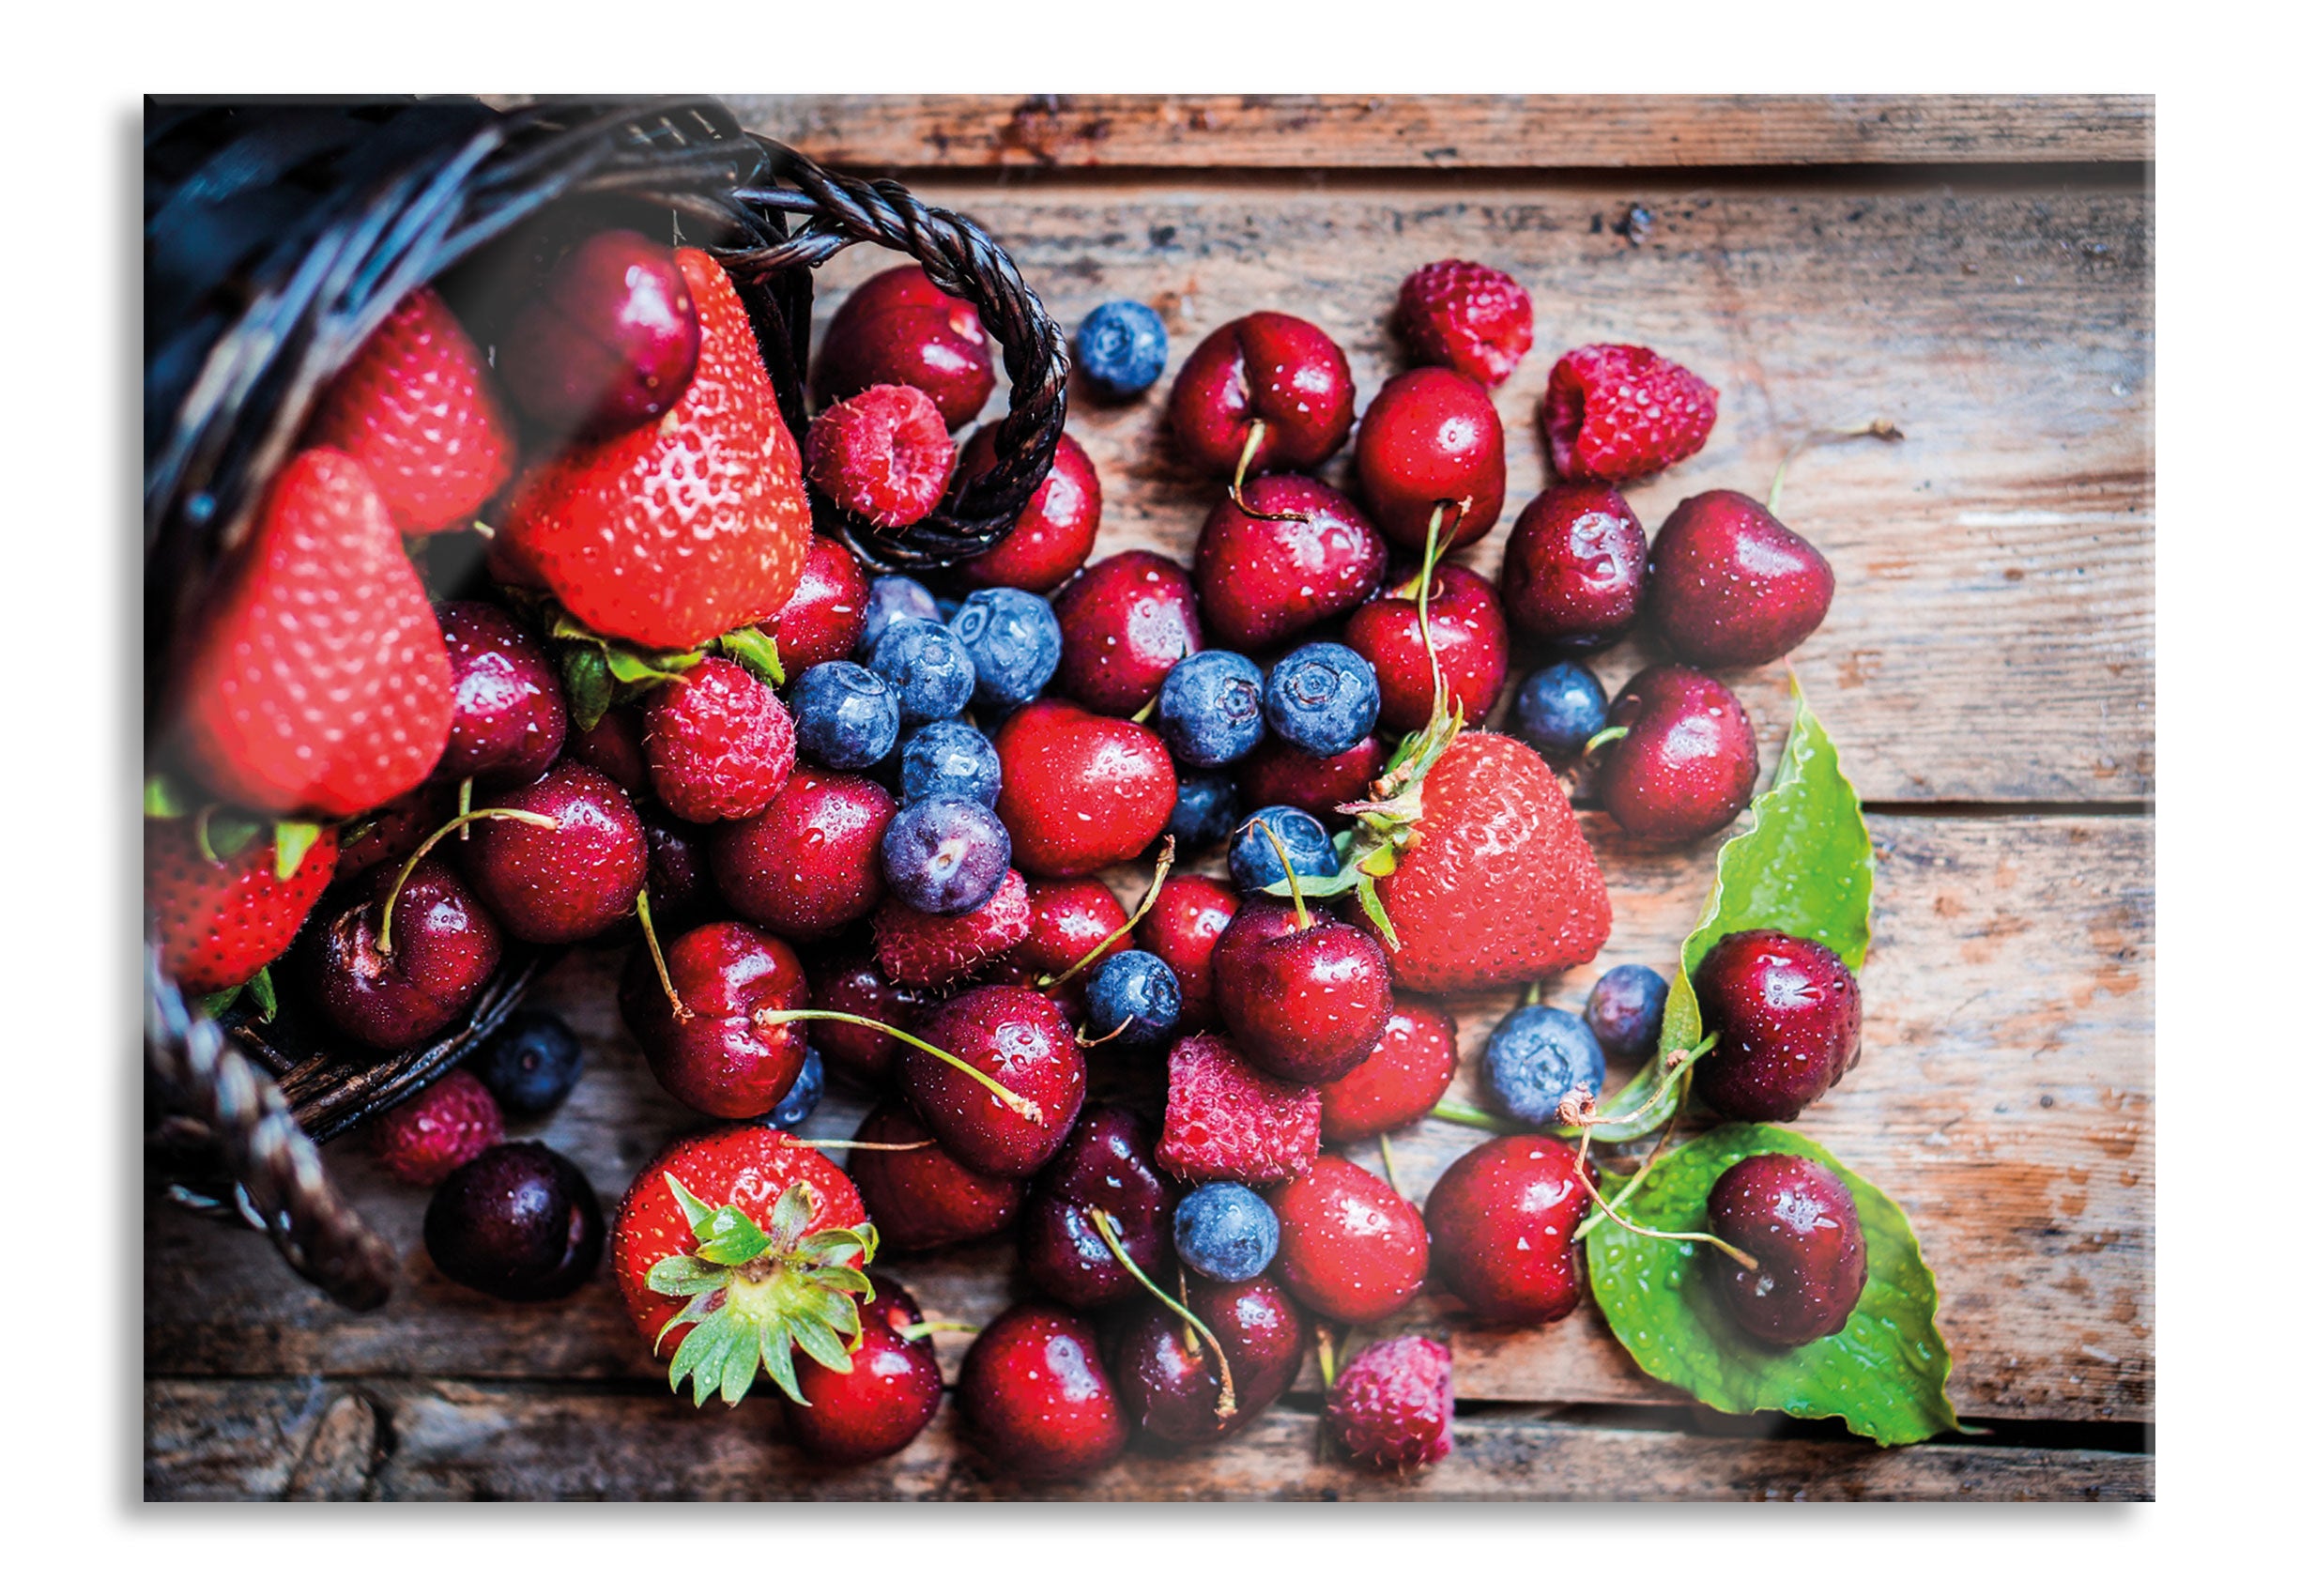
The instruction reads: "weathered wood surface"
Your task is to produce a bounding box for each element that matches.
[145,1380,2150,1502]
[724,95,2153,171]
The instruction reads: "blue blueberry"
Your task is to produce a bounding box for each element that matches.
[1227,805,1340,894]
[1157,650,1265,768]
[935,593,963,623]
[1514,661,1610,760]
[1166,770,1240,857]
[1265,642,1381,757]
[898,719,1002,806]
[1085,950,1181,1048]
[1173,1182,1280,1282]
[470,1008,584,1118]
[862,575,941,652]
[757,1047,826,1130]
[1585,964,1671,1060]
[791,661,901,770]
[881,795,1012,914]
[949,587,1062,711]
[869,617,977,726]
[1075,299,1169,398]
[1483,1005,1608,1126]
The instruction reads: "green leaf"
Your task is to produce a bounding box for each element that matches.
[645,1254,729,1298]
[665,1174,715,1233]
[1586,1123,1959,1447]
[667,1312,731,1403]
[790,1312,854,1374]
[717,626,785,688]
[271,821,324,880]
[560,647,612,733]
[759,1328,803,1404]
[768,1181,817,1252]
[144,775,192,819]
[245,965,278,1023]
[199,985,243,1019]
[200,810,265,864]
[717,1322,762,1409]
[693,1205,774,1268]
[606,645,703,687]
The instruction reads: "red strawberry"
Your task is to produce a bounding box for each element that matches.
[1396,260,1534,388]
[1326,1334,1453,1471]
[1541,344,1718,483]
[368,1069,502,1186]
[307,285,514,535]
[642,657,796,823]
[1318,1002,1459,1143]
[170,449,453,816]
[500,250,812,650]
[1156,1035,1321,1185]
[611,1125,876,1406]
[873,867,1032,989]
[146,817,338,995]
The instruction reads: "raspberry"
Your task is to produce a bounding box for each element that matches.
[804,383,956,529]
[369,1070,503,1186]
[642,657,796,823]
[1155,1035,1320,1184]
[1396,260,1534,388]
[873,867,1031,989]
[1541,344,1718,483]
[1326,1335,1454,1472]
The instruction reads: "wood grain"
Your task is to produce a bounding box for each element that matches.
[722,95,2153,171]
[144,1380,2150,1502]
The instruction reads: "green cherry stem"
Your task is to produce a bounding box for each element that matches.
[1573,1156,1758,1272]
[799,1139,936,1153]
[762,1010,1045,1124]
[1042,837,1176,990]
[1378,1133,1402,1191]
[1226,420,1311,524]
[1090,1207,1236,1418]
[897,1320,979,1343]
[1411,499,1462,721]
[1581,725,1629,758]
[378,807,560,956]
[635,888,696,1022]
[1428,1098,1515,1133]
[1253,816,1314,932]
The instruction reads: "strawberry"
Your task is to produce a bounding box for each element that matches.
[146,815,337,995]
[499,249,812,651]
[1156,1034,1321,1184]
[1541,343,1718,483]
[873,867,1031,990]
[611,1125,877,1407]
[307,285,514,535]
[1396,260,1534,388]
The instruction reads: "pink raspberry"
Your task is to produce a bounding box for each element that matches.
[642,657,795,822]
[1541,343,1718,483]
[369,1069,503,1185]
[1155,1034,1320,1184]
[1326,1334,1454,1472]
[873,868,1032,990]
[1396,259,1535,388]
[804,383,956,529]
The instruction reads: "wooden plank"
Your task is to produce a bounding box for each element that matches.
[146,815,2154,1424]
[799,173,2153,803]
[726,95,2154,171]
[144,1379,2150,1502]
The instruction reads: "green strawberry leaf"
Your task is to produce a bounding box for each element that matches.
[271,821,324,881]
[1586,1123,1959,1446]
[717,626,785,687]
[144,775,192,820]
[560,647,612,733]
[199,985,243,1019]
[245,965,278,1023]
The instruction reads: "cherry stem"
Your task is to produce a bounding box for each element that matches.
[1573,1093,1685,1244]
[762,1010,1045,1124]
[1428,1098,1515,1134]
[1077,1014,1134,1049]
[378,807,559,956]
[455,775,475,841]
[634,888,696,1022]
[798,1139,936,1153]
[1090,1207,1236,1419]
[1573,1155,1758,1272]
[1227,419,1311,524]
[1561,1033,1717,1130]
[1412,501,1462,723]
[1768,419,1903,515]
[1253,816,1313,932]
[1130,696,1160,725]
[1042,837,1175,990]
[1315,1324,1337,1389]
[1379,1132,1402,1191]
[897,1320,979,1342]
[1582,725,1629,758]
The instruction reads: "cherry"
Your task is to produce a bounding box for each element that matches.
[639,807,722,934]
[1237,734,1383,825]
[813,265,996,429]
[993,699,1177,879]
[765,535,870,673]
[432,601,568,786]
[1342,560,1509,732]
[568,705,648,798]
[499,228,700,437]
[846,1098,1022,1251]
[1352,367,1507,551]
[782,1280,946,1465]
[1706,1153,1868,1345]
[1167,312,1357,483]
[1423,1134,1590,1326]
[311,858,503,1050]
[422,1142,604,1301]
[710,764,897,941]
[953,430,1103,594]
[335,784,450,877]
[959,1301,1128,1478]
[1190,475,1384,652]
[1211,895,1394,1085]
[461,761,649,943]
[1019,1105,1178,1310]
[1648,489,1836,668]
[1595,665,1759,844]
[803,950,927,1089]
[1136,873,1237,1030]
[619,919,809,1119]
[1500,483,1648,655]
[1015,878,1132,979]
[1692,929,1863,1121]
[1115,1275,1304,1446]
[896,985,1085,1177]
[1050,550,1202,716]
[1268,1152,1429,1324]
[1317,1001,1458,1143]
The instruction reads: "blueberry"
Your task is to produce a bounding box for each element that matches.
[1173,1182,1280,1282]
[898,719,1002,806]
[935,593,963,623]
[869,617,977,726]
[1166,770,1240,857]
[1265,642,1381,756]
[1157,649,1265,768]
[1514,661,1610,760]
[950,587,1062,711]
[1585,964,1671,1060]
[1227,805,1340,893]
[862,575,941,652]
[1085,949,1181,1047]
[758,1047,826,1129]
[791,661,901,770]
[881,795,1012,914]
[1483,1005,1608,1126]
[469,1008,585,1118]
[1075,299,1169,398]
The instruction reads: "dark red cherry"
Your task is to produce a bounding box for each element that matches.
[782,1280,945,1464]
[618,919,809,1119]
[710,764,897,941]
[432,601,568,786]
[640,807,722,935]
[499,228,701,437]
[568,705,648,798]
[1191,475,1384,652]
[1595,665,1759,844]
[1352,367,1506,551]
[1019,1105,1178,1309]
[1692,929,1863,1121]
[1423,1134,1591,1326]
[1238,734,1384,824]
[461,761,649,943]
[1050,550,1203,716]
[1137,873,1238,1031]
[954,430,1102,594]
[896,985,1086,1177]
[846,1099,1023,1251]
[959,1301,1127,1478]
[814,265,995,429]
[1014,877,1132,979]
[765,535,870,673]
[1115,1274,1305,1446]
[1342,560,1509,732]
[1501,483,1648,654]
[1706,1153,1868,1344]
[1648,489,1836,668]
[1167,311,1357,480]
[804,951,928,1089]
[312,858,503,1050]
[423,1142,604,1301]
[1211,897,1394,1085]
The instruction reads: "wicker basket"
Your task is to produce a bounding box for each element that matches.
[143,95,1069,1311]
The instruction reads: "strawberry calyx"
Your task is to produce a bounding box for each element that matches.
[504,591,785,731]
[645,1173,881,1408]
